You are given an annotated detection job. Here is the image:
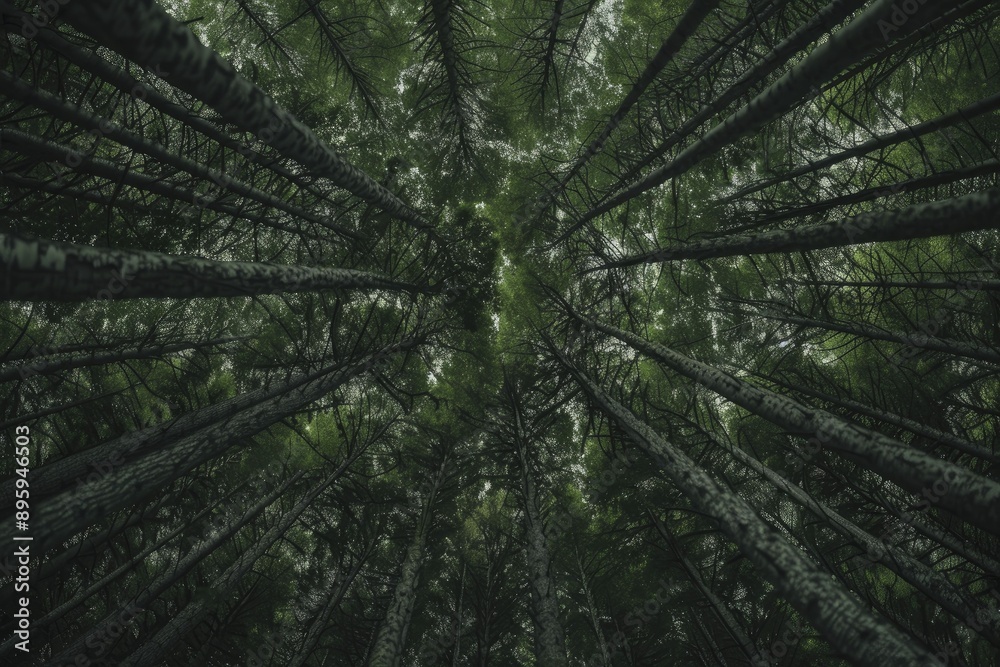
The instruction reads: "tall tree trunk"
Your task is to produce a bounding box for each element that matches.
[0,0,324,199]
[116,465,346,667]
[646,510,760,663]
[0,232,425,301]
[567,313,1000,535]
[726,90,1000,202]
[756,373,999,464]
[738,159,1000,227]
[551,347,935,666]
[58,0,430,230]
[744,308,1000,365]
[26,338,419,554]
[588,188,1000,272]
[46,471,300,665]
[586,0,866,233]
[540,0,721,213]
[575,0,958,228]
[0,74,359,240]
[0,335,240,385]
[369,458,447,667]
[287,536,376,667]
[701,431,1000,647]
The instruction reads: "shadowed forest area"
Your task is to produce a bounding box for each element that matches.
[1,0,999,664]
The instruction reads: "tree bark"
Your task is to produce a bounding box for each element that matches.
[26,339,418,554]
[58,0,430,230]
[588,188,1000,272]
[552,347,935,666]
[369,459,446,667]
[0,232,425,301]
[46,471,300,665]
[568,313,1000,536]
[575,0,958,228]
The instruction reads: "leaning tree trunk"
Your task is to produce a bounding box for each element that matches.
[743,308,1000,365]
[726,89,1000,202]
[551,347,935,666]
[587,188,1000,272]
[287,544,373,667]
[369,458,447,667]
[0,232,425,301]
[46,471,300,666]
[538,0,721,217]
[756,373,999,464]
[0,335,241,384]
[574,0,957,228]
[741,159,1000,227]
[646,510,760,663]
[513,410,568,667]
[116,465,346,667]
[26,338,418,554]
[580,0,865,239]
[0,355,349,506]
[567,312,1000,535]
[700,430,1000,647]
[57,0,429,230]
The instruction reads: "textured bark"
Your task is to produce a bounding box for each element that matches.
[59,0,429,230]
[0,232,424,301]
[758,375,1000,464]
[0,1,320,198]
[517,435,568,666]
[27,339,417,554]
[575,0,955,227]
[819,462,1000,577]
[288,547,371,667]
[711,435,1000,647]
[780,278,1000,294]
[727,90,1000,202]
[745,159,1000,226]
[47,472,299,666]
[541,0,721,212]
[552,348,935,666]
[0,335,239,385]
[596,0,866,223]
[574,547,611,667]
[588,188,1000,272]
[2,498,217,655]
[0,357,342,507]
[0,73,359,239]
[647,511,760,663]
[750,310,1000,365]
[369,460,446,667]
[117,468,343,667]
[570,314,1000,535]
[0,172,328,245]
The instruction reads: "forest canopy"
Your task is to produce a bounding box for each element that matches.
[1,0,999,665]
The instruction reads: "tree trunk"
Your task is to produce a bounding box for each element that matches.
[726,92,1000,202]
[552,347,935,666]
[647,510,760,663]
[0,73,359,240]
[369,458,447,667]
[569,313,1000,535]
[588,188,1000,272]
[602,0,866,216]
[59,0,429,230]
[26,339,418,554]
[0,335,240,384]
[46,471,300,665]
[756,373,999,464]
[116,466,344,667]
[576,0,958,227]
[704,432,1000,647]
